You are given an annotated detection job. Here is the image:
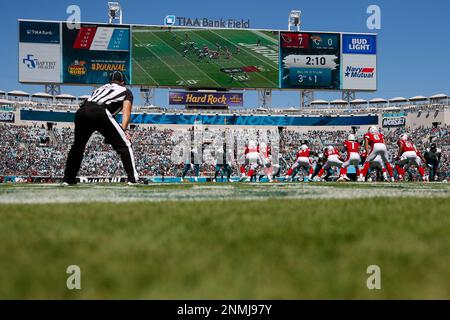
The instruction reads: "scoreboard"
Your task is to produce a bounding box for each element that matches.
[62,23,131,84]
[280,31,377,90]
[280,32,341,90]
[73,26,129,51]
[18,20,376,90]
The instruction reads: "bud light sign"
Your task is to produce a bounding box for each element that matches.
[342,34,376,55]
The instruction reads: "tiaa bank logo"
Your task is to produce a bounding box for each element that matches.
[164,15,176,26]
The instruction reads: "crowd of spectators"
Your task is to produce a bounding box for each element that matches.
[1,123,449,180]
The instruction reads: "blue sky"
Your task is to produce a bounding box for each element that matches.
[3,0,449,107]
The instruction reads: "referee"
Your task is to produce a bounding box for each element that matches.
[63,71,139,185]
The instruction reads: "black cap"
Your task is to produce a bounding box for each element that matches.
[110,71,125,83]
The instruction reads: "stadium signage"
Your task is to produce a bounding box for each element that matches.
[164,15,250,28]
[344,66,375,79]
[0,112,15,123]
[169,92,244,107]
[382,117,406,128]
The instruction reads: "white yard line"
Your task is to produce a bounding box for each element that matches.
[0,184,449,204]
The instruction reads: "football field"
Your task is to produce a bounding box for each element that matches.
[132,26,279,88]
[0,182,449,299]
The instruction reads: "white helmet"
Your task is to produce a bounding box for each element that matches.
[348,134,356,141]
[301,144,308,151]
[248,140,256,149]
[327,145,334,152]
[400,133,408,141]
[368,126,378,133]
[259,142,267,150]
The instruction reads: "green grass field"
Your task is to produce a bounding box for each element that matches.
[0,182,449,299]
[132,26,279,88]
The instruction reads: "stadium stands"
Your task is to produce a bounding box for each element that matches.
[1,91,448,182]
[1,122,448,181]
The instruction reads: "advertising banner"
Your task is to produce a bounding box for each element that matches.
[62,23,131,84]
[19,43,61,83]
[19,20,60,44]
[0,112,15,122]
[169,91,243,107]
[18,21,61,83]
[341,34,377,90]
[382,117,406,128]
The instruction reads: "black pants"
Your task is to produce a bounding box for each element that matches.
[63,104,138,183]
[428,159,439,181]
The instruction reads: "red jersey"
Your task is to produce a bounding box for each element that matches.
[260,145,271,158]
[343,140,360,153]
[364,132,385,147]
[297,147,310,158]
[397,139,416,153]
[324,147,340,158]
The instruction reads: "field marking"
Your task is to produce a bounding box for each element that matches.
[207,30,278,87]
[133,35,187,82]
[132,58,158,84]
[1,183,449,204]
[182,30,251,89]
[209,30,278,72]
[150,31,223,87]
[251,30,279,45]
[190,30,277,87]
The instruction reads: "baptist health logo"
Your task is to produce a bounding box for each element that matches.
[23,54,38,69]
[164,15,176,26]
[22,54,56,70]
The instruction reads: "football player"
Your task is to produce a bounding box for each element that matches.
[358,126,395,182]
[284,142,315,182]
[395,133,427,181]
[338,133,361,181]
[315,145,343,181]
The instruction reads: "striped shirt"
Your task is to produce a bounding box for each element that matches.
[87,83,134,116]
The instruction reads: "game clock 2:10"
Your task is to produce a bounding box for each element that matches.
[305,56,327,66]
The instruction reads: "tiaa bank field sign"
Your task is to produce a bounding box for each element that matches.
[164,15,250,28]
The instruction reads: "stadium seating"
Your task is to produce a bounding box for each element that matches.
[1,122,448,180]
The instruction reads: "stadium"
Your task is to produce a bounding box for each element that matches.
[0,1,449,301]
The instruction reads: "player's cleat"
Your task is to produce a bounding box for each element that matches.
[194,177,198,182]
[61,181,76,187]
[212,178,216,183]
[337,176,346,182]
[391,177,396,183]
[357,175,365,182]
[367,177,373,182]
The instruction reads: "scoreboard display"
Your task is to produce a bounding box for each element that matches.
[18,20,376,90]
[280,32,341,89]
[62,23,131,84]
[72,26,129,51]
